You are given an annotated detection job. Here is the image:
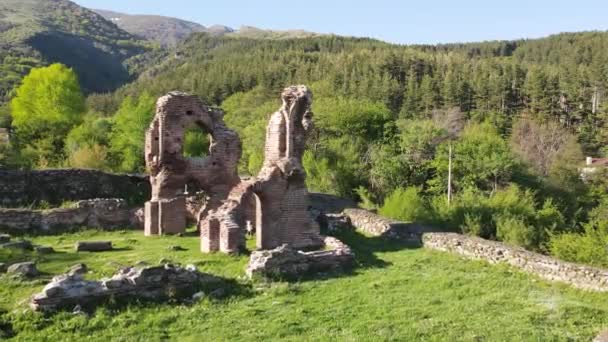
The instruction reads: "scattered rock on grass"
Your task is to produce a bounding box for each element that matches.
[0,240,33,251]
[35,246,55,254]
[7,262,39,278]
[167,245,186,251]
[192,291,205,301]
[75,241,112,252]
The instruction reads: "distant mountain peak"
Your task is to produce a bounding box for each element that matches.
[93,9,207,47]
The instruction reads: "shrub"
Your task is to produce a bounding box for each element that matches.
[496,215,538,250]
[461,213,483,236]
[550,226,608,267]
[379,187,430,222]
[68,144,109,170]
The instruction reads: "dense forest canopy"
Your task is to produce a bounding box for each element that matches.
[0,20,607,266]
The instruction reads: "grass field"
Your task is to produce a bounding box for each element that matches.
[1,228,608,341]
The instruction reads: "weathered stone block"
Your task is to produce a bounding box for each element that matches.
[75,241,113,252]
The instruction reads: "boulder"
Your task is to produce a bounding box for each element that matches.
[7,262,38,278]
[0,234,10,243]
[75,241,112,252]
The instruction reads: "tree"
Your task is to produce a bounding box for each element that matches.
[10,63,85,166]
[109,92,155,172]
[431,122,516,194]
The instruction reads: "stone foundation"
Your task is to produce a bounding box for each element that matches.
[0,199,142,234]
[30,264,223,312]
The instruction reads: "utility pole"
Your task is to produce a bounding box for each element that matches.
[447,142,453,207]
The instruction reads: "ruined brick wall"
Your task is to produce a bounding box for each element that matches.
[0,199,142,234]
[0,169,149,207]
[145,92,241,236]
[200,86,321,253]
[252,85,320,250]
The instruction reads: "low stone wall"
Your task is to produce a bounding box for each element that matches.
[342,208,608,292]
[422,232,608,292]
[342,208,430,241]
[0,169,150,207]
[0,199,143,234]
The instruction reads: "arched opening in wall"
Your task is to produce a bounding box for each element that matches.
[182,123,211,158]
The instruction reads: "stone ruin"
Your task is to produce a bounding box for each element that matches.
[144,86,324,254]
[144,92,241,236]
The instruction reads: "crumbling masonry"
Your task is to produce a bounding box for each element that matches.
[144,92,241,236]
[144,86,321,253]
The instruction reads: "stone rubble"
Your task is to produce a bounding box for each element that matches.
[30,264,223,312]
[245,236,354,279]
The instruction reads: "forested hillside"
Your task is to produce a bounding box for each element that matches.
[0,0,149,105]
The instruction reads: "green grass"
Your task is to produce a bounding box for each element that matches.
[1,229,608,340]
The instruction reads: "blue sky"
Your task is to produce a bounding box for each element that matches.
[74,0,608,44]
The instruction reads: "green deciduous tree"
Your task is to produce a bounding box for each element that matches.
[109,92,155,172]
[10,63,85,167]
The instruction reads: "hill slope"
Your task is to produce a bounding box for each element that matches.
[0,0,149,103]
[94,9,208,47]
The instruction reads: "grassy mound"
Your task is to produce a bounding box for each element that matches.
[1,229,607,340]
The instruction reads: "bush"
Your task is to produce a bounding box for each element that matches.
[427,185,564,249]
[68,144,109,170]
[379,187,430,222]
[496,215,538,250]
[550,227,608,267]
